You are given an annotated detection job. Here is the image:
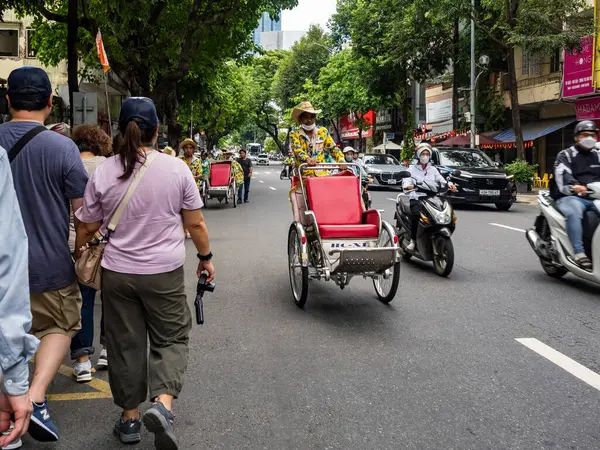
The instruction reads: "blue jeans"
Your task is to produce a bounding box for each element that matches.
[556,196,599,254]
[70,284,105,359]
[238,179,250,202]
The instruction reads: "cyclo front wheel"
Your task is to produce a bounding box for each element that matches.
[373,225,400,303]
[288,224,308,308]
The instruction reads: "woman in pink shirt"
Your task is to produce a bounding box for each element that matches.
[75,97,214,449]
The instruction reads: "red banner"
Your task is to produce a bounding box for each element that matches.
[576,96,600,120]
[340,111,375,139]
[562,36,594,98]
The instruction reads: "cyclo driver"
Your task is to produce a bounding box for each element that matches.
[553,120,600,270]
[402,143,456,252]
[289,101,345,222]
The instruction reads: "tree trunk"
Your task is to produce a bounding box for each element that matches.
[330,119,341,143]
[67,0,79,126]
[452,18,460,130]
[507,45,524,159]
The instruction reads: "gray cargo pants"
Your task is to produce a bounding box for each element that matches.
[102,266,192,409]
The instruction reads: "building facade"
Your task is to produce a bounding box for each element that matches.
[252,12,282,46]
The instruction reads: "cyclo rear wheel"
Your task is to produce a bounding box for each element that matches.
[288,225,308,308]
[373,225,400,303]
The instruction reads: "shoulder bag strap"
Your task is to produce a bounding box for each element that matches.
[8,125,48,163]
[107,151,159,233]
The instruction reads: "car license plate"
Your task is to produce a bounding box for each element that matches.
[480,189,500,196]
[387,179,397,184]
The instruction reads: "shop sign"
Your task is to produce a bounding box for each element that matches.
[340,111,376,139]
[576,96,600,120]
[563,36,594,98]
[426,99,452,124]
[376,109,392,131]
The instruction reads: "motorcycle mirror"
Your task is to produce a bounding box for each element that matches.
[398,170,411,178]
[452,170,461,177]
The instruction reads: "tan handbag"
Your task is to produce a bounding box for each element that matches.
[76,151,158,289]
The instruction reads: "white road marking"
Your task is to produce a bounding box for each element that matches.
[259,180,264,184]
[386,198,396,202]
[378,209,385,213]
[516,338,600,392]
[269,187,276,191]
[265,171,271,174]
[489,223,526,233]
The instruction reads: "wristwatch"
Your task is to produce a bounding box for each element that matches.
[197,251,213,261]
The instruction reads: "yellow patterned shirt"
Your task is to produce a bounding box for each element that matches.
[289,127,344,177]
[232,160,245,185]
[178,155,202,187]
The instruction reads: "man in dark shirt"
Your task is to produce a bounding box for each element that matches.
[554,120,600,270]
[0,67,88,442]
[237,149,253,203]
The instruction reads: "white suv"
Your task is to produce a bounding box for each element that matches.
[257,154,270,166]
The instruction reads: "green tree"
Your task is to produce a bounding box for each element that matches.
[6,0,297,144]
[245,50,289,153]
[271,25,331,111]
[264,132,287,153]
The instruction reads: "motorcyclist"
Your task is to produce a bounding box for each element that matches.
[553,120,600,270]
[283,151,294,177]
[402,143,456,252]
[343,146,368,178]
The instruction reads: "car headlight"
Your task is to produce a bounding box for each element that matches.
[506,174,514,180]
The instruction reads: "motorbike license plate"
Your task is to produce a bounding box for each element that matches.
[479,189,500,196]
[387,179,398,184]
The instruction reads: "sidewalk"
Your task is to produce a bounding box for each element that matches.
[517,187,542,205]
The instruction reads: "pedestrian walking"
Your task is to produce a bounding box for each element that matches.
[68,125,112,382]
[0,146,40,450]
[0,67,88,442]
[75,97,215,449]
[236,149,253,203]
[178,139,202,238]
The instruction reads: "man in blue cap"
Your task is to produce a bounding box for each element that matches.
[0,67,88,443]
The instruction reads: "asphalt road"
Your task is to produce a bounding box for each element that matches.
[27,163,600,450]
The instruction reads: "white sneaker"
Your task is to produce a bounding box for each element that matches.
[2,426,23,449]
[97,348,108,369]
[73,360,93,383]
[406,240,416,252]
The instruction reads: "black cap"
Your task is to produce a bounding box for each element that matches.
[7,66,52,98]
[118,97,159,133]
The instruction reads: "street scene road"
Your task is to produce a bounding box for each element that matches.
[28,163,600,450]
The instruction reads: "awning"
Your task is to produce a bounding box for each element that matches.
[437,134,497,146]
[494,117,576,143]
[373,142,402,150]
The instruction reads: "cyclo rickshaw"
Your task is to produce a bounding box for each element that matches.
[204,160,237,208]
[288,163,409,307]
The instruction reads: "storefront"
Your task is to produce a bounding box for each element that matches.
[339,111,376,151]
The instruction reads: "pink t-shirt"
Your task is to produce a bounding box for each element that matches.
[76,151,203,275]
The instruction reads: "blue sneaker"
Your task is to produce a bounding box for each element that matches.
[28,400,59,442]
[143,402,178,450]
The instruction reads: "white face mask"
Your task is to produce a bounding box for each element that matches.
[302,123,316,131]
[419,155,430,164]
[579,136,597,150]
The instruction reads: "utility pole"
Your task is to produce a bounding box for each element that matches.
[470,0,476,148]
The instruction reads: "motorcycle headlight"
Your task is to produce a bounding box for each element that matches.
[434,211,452,225]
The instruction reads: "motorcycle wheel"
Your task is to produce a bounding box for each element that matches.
[541,260,568,279]
[432,236,454,277]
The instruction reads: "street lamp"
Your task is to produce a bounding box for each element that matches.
[469,52,490,147]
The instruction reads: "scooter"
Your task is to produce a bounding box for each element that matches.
[526,182,600,282]
[362,178,372,210]
[280,164,292,180]
[395,178,457,277]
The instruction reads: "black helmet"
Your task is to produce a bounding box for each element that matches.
[574,120,599,136]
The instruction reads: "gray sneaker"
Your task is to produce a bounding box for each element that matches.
[143,402,178,450]
[113,416,142,444]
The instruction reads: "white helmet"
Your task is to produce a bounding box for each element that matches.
[343,146,355,154]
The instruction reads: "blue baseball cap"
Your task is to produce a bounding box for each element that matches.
[119,97,159,133]
[7,66,52,98]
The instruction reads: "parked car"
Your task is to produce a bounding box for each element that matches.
[361,153,406,189]
[431,147,517,210]
[257,153,270,166]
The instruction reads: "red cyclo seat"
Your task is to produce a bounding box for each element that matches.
[305,172,378,239]
[211,163,232,187]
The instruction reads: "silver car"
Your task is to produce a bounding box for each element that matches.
[361,153,406,189]
[256,153,270,166]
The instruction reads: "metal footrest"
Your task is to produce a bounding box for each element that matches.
[328,247,398,274]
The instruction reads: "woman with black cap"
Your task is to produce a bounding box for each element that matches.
[75,97,215,449]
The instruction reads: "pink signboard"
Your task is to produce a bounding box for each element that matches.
[563,36,594,98]
[576,96,600,120]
